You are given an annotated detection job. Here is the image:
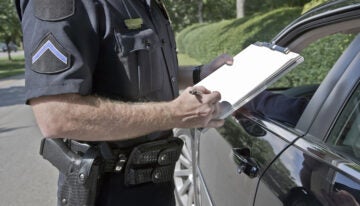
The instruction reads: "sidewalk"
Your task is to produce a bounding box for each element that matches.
[0,74,58,206]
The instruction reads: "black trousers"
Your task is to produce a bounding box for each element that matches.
[95,172,176,206]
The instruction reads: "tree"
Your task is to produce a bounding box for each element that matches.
[164,0,235,31]
[0,0,22,61]
[237,0,245,18]
[197,0,204,23]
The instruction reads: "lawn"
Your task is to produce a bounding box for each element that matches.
[0,55,25,79]
[0,52,200,80]
[177,53,200,66]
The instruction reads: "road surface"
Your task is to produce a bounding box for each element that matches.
[0,74,58,206]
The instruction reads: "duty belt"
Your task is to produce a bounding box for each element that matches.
[68,137,183,186]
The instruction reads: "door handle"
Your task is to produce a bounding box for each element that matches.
[232,148,259,178]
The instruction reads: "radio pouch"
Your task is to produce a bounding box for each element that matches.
[124,137,183,186]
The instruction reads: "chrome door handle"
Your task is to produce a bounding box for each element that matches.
[232,148,259,178]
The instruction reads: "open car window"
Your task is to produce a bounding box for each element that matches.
[242,33,356,127]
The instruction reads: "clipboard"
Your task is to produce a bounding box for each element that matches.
[195,42,304,119]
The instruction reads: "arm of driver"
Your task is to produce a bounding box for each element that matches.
[30,87,223,141]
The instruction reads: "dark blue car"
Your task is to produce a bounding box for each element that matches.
[174,1,360,205]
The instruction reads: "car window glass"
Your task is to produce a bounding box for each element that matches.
[243,34,355,127]
[272,33,355,93]
[327,83,360,163]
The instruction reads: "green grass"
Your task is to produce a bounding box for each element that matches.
[0,55,25,79]
[177,53,201,66]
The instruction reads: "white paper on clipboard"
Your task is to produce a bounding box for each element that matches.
[195,42,304,119]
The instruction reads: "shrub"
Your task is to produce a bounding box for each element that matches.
[177,7,302,64]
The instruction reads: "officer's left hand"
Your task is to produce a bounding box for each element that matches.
[200,54,233,80]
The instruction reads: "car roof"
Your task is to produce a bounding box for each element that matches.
[272,0,360,49]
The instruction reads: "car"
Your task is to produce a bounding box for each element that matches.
[173,0,360,206]
[1,42,18,52]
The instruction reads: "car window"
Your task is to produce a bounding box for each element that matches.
[272,33,355,92]
[327,83,360,163]
[245,33,356,127]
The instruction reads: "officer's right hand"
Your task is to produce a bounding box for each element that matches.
[170,86,224,128]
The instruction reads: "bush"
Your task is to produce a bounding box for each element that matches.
[302,0,328,13]
[245,0,311,16]
[177,7,302,64]
[273,33,355,87]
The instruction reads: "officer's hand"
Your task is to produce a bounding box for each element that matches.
[200,54,233,80]
[171,86,224,128]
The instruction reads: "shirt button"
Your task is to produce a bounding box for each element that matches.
[144,40,151,48]
[171,76,176,83]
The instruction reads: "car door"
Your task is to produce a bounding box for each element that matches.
[255,35,360,205]
[194,4,360,206]
[195,114,302,206]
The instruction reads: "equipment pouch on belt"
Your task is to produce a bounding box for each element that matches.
[40,138,101,206]
[124,137,183,186]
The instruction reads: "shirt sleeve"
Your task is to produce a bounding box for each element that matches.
[17,0,101,102]
[243,91,309,126]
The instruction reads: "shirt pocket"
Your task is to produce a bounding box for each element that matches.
[115,28,165,100]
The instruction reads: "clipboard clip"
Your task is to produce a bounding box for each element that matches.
[254,42,290,54]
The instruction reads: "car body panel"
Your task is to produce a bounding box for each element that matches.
[197,117,300,206]
[255,136,360,205]
[174,1,360,205]
[193,1,360,206]
[272,1,360,49]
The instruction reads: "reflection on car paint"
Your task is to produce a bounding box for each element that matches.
[255,136,360,206]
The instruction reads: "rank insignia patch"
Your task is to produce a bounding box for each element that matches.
[31,33,71,74]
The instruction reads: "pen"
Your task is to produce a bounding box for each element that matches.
[189,89,202,96]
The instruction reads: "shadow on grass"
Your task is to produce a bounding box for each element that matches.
[0,57,25,79]
[0,59,25,71]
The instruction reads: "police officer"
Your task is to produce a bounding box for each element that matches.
[15,0,232,205]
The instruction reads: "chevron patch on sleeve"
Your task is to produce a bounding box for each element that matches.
[31,33,71,74]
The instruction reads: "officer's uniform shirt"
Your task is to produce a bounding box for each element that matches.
[16,0,179,146]
[15,0,178,205]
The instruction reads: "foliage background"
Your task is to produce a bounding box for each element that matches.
[0,0,21,45]
[164,0,312,31]
[176,8,302,63]
[174,0,356,87]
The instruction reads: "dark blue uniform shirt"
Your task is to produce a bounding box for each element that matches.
[16,0,179,205]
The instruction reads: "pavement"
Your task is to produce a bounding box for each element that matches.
[0,50,24,59]
[0,74,58,206]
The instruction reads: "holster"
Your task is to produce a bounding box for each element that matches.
[40,138,101,206]
[124,137,183,186]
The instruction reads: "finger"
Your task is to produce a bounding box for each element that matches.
[194,86,211,94]
[206,119,225,128]
[204,91,221,104]
[212,102,221,118]
[220,53,234,65]
[213,54,234,68]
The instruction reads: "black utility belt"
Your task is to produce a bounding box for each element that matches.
[101,137,184,186]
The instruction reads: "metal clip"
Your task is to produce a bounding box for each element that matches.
[254,41,290,54]
[114,154,127,172]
